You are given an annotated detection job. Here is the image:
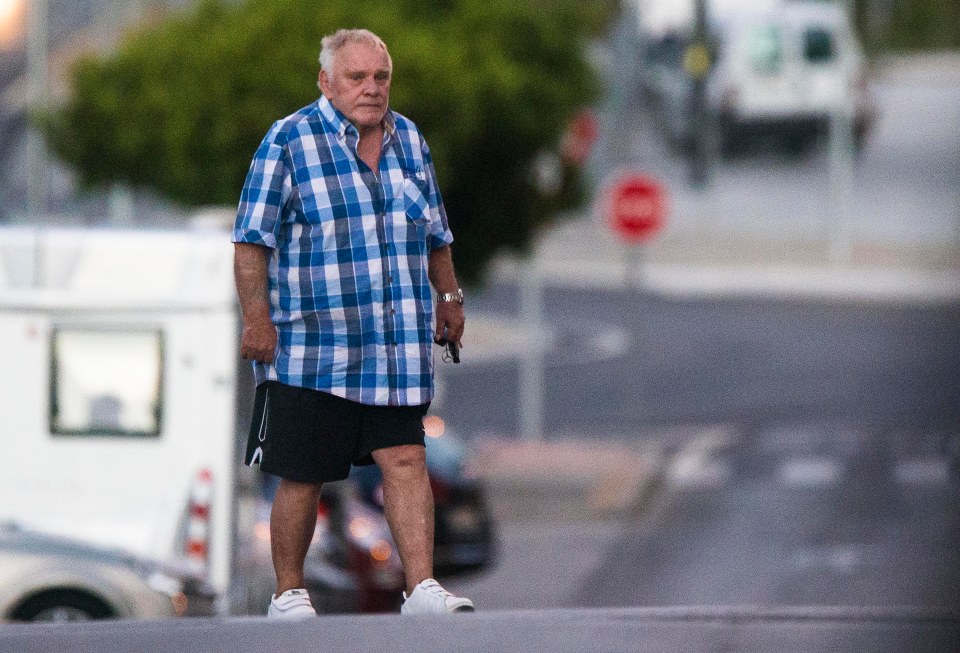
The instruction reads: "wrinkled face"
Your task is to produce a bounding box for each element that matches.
[318,41,391,133]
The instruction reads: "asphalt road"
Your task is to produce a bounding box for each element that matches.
[574,422,960,610]
[4,606,959,653]
[437,285,960,623]
[441,285,960,439]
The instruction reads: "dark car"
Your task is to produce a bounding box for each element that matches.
[250,417,496,614]
[349,416,497,578]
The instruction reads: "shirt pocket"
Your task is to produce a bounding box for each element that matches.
[402,176,430,223]
[401,175,430,242]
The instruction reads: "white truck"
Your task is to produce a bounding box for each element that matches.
[634,0,874,153]
[0,224,251,613]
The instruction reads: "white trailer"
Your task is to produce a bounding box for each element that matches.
[0,225,243,611]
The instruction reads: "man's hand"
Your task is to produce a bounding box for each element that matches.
[428,245,464,347]
[434,301,465,347]
[240,319,277,363]
[234,242,276,363]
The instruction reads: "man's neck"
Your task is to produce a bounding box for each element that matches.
[356,123,385,174]
[356,121,383,139]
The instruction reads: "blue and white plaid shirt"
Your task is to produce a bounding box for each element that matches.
[233,95,453,406]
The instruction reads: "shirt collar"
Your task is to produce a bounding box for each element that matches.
[318,95,396,140]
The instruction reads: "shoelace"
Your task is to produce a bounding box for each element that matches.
[420,580,454,600]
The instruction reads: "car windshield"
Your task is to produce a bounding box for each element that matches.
[745,24,783,74]
[804,26,836,64]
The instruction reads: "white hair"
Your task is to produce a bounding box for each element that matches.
[318,28,392,74]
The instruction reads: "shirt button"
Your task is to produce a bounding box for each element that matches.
[386,275,393,283]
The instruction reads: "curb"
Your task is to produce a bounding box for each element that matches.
[472,438,663,523]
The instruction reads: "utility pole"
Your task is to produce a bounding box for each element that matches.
[518,255,545,442]
[686,0,712,188]
[26,0,49,221]
[827,0,856,265]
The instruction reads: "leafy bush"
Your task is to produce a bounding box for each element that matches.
[44,0,614,284]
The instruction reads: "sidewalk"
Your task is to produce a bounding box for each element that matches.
[470,437,663,523]
[492,216,960,303]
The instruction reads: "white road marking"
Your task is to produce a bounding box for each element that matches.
[791,545,864,574]
[668,426,736,489]
[669,457,731,489]
[447,315,631,366]
[779,457,843,488]
[894,457,950,486]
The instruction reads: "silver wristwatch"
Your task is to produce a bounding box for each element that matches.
[437,289,464,305]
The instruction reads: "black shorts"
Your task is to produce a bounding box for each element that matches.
[244,381,429,483]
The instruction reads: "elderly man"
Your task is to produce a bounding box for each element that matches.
[233,28,472,618]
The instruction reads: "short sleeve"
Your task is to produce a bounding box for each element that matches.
[420,139,454,250]
[232,121,292,249]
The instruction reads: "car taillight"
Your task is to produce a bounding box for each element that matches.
[184,468,213,571]
[429,476,450,503]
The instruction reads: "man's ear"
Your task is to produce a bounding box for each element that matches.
[318,70,329,95]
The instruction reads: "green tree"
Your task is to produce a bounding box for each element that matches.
[44,0,614,285]
[888,0,960,51]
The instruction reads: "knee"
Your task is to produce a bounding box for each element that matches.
[277,478,323,501]
[375,445,427,478]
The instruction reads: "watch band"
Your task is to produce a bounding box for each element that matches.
[437,289,464,304]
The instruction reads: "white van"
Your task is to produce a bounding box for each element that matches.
[0,226,244,612]
[641,0,874,153]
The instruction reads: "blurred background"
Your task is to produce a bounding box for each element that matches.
[0,0,958,632]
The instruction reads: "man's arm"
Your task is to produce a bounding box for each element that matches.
[428,244,465,347]
[234,242,277,363]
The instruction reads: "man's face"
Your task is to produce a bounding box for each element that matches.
[319,41,391,132]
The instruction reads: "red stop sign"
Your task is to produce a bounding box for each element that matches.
[602,173,667,244]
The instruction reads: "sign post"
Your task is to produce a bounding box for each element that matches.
[599,172,668,285]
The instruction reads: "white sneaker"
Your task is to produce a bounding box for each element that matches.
[267,589,317,620]
[401,578,475,614]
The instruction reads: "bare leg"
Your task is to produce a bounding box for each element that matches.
[371,445,434,594]
[270,478,322,596]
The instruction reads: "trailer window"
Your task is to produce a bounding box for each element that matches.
[51,329,163,437]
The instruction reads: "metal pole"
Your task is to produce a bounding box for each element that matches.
[518,256,544,442]
[827,0,856,266]
[624,242,647,288]
[687,0,711,188]
[26,0,49,221]
[827,101,855,265]
[109,184,135,225]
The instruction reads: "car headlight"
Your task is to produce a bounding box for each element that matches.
[144,569,190,617]
[146,570,184,597]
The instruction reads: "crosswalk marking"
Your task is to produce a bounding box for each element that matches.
[894,457,950,486]
[779,457,843,488]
